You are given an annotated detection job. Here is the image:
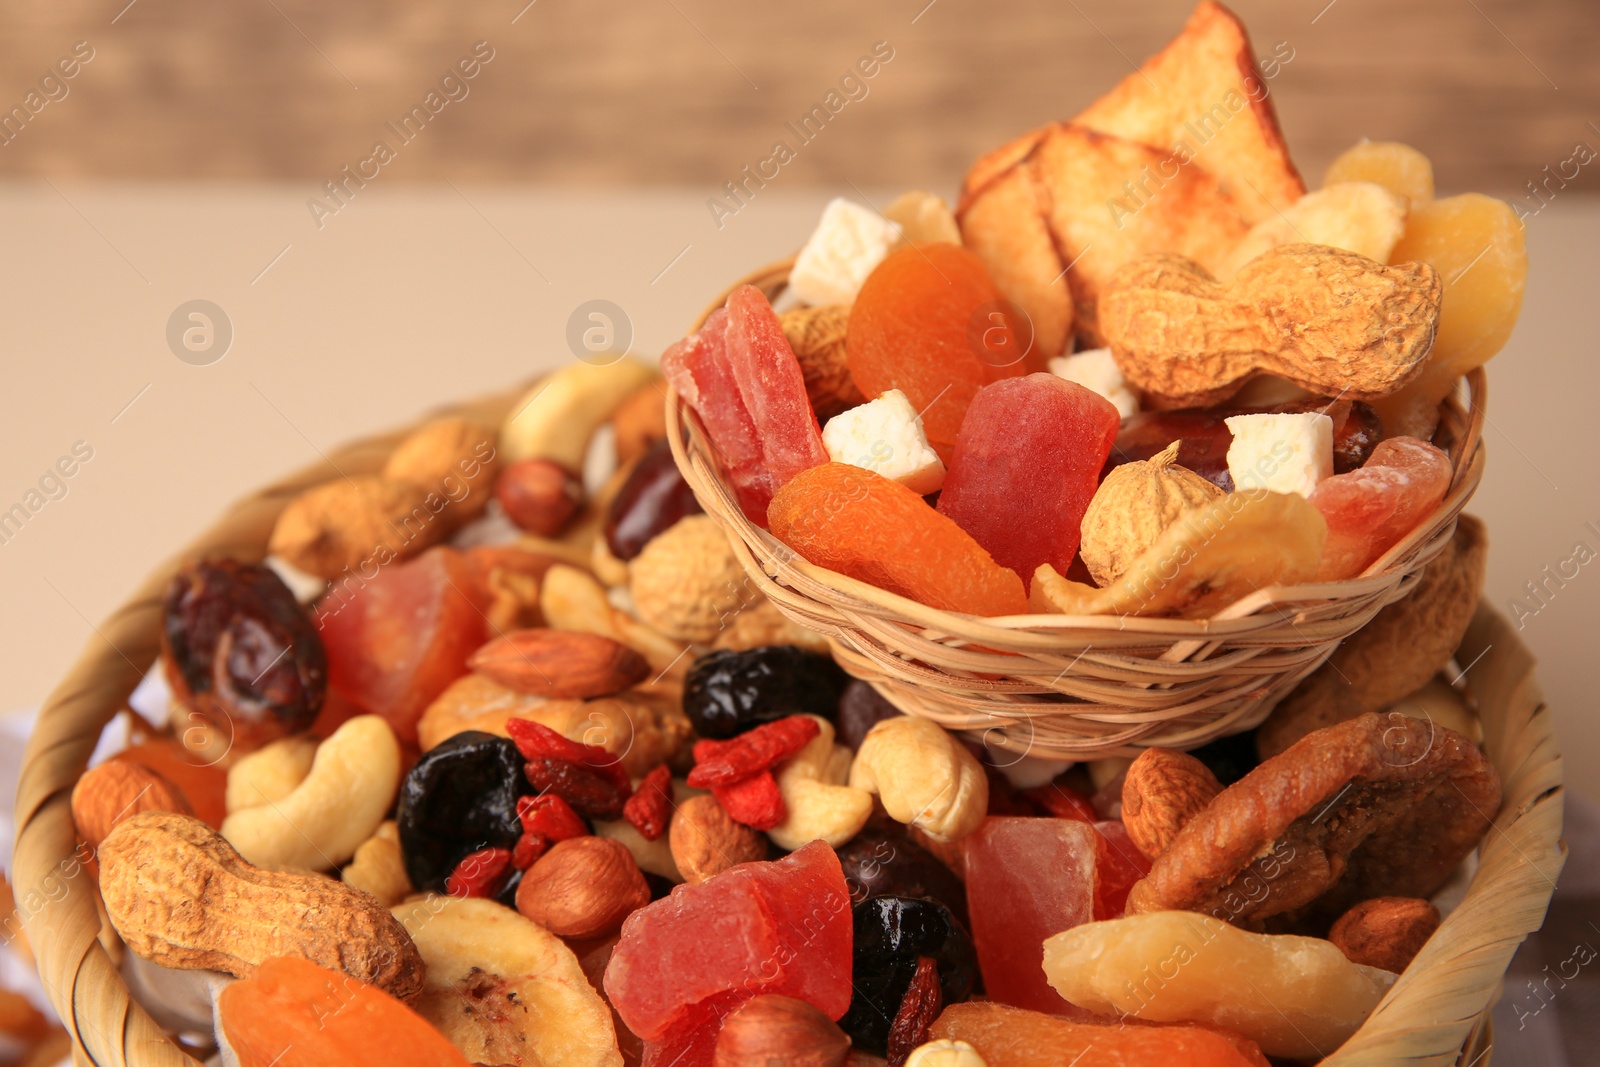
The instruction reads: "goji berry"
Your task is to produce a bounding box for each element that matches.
[711,770,786,830]
[623,765,673,841]
[686,715,820,788]
[1023,781,1098,823]
[445,846,513,899]
[885,955,943,1067]
[516,793,589,841]
[506,718,631,793]
[525,757,627,820]
[511,831,550,871]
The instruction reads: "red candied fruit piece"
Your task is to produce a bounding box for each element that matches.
[687,715,821,788]
[937,374,1120,587]
[711,771,786,830]
[624,765,674,842]
[445,846,513,899]
[1310,436,1452,581]
[847,244,1038,463]
[603,840,853,1043]
[1091,820,1152,921]
[507,718,631,793]
[664,286,828,526]
[769,463,1028,617]
[1022,781,1099,824]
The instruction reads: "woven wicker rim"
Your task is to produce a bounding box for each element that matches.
[14,383,1559,1067]
[666,259,1488,759]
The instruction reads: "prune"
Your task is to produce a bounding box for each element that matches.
[604,437,703,561]
[840,896,977,1054]
[1105,398,1384,490]
[837,680,903,751]
[683,646,849,740]
[1187,728,1260,786]
[397,731,533,892]
[161,559,326,752]
[836,828,968,928]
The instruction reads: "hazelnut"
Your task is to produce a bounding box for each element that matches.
[1328,896,1441,974]
[1121,748,1222,861]
[669,794,766,885]
[496,458,583,536]
[713,995,850,1067]
[515,836,649,939]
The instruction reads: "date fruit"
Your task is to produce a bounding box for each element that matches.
[161,559,326,752]
[604,437,704,561]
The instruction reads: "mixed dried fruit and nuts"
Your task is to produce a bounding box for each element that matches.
[65,4,1516,1066]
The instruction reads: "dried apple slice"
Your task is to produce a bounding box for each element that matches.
[1218,182,1407,278]
[957,156,1075,361]
[1032,123,1251,344]
[393,896,623,1067]
[1029,489,1325,618]
[1073,0,1304,224]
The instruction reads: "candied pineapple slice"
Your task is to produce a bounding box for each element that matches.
[1324,140,1435,206]
[1042,911,1395,1060]
[1376,193,1527,436]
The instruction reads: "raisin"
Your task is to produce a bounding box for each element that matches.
[397,731,532,892]
[604,437,705,561]
[161,559,326,751]
[837,680,903,751]
[683,645,850,740]
[623,765,673,841]
[835,828,968,928]
[525,757,627,821]
[686,716,820,788]
[886,956,943,1067]
[840,896,976,1055]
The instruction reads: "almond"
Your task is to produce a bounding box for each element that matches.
[714,994,850,1067]
[1328,896,1441,974]
[668,794,767,885]
[515,837,650,939]
[469,627,649,699]
[1121,748,1222,861]
[71,761,192,850]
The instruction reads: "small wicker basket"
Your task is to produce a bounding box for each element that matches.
[667,260,1488,760]
[15,384,1558,1067]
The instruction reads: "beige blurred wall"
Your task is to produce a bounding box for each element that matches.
[0,0,1594,195]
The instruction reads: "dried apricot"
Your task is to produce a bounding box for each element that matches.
[847,244,1036,462]
[1323,140,1435,206]
[769,463,1028,617]
[219,956,472,1067]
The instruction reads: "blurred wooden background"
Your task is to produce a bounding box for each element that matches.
[0,0,1594,200]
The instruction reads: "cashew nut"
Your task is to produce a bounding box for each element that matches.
[341,821,413,907]
[768,716,873,851]
[849,716,988,843]
[225,735,317,814]
[220,715,400,871]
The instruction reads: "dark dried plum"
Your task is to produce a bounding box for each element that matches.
[397,730,533,892]
[604,437,703,561]
[839,896,976,1055]
[683,646,849,740]
[837,681,904,751]
[836,827,967,928]
[161,559,326,752]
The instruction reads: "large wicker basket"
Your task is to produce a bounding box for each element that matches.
[14,384,1559,1066]
[667,260,1489,760]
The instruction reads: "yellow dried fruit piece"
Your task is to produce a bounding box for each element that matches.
[1042,911,1394,1060]
[1218,182,1407,279]
[1373,194,1527,437]
[1032,490,1325,618]
[885,189,963,247]
[1079,442,1225,587]
[1323,141,1435,207]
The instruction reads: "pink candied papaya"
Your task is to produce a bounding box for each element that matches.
[847,243,1037,463]
[1309,436,1452,580]
[937,374,1120,586]
[663,287,826,524]
[768,463,1028,616]
[602,839,852,1044]
[930,1001,1271,1067]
